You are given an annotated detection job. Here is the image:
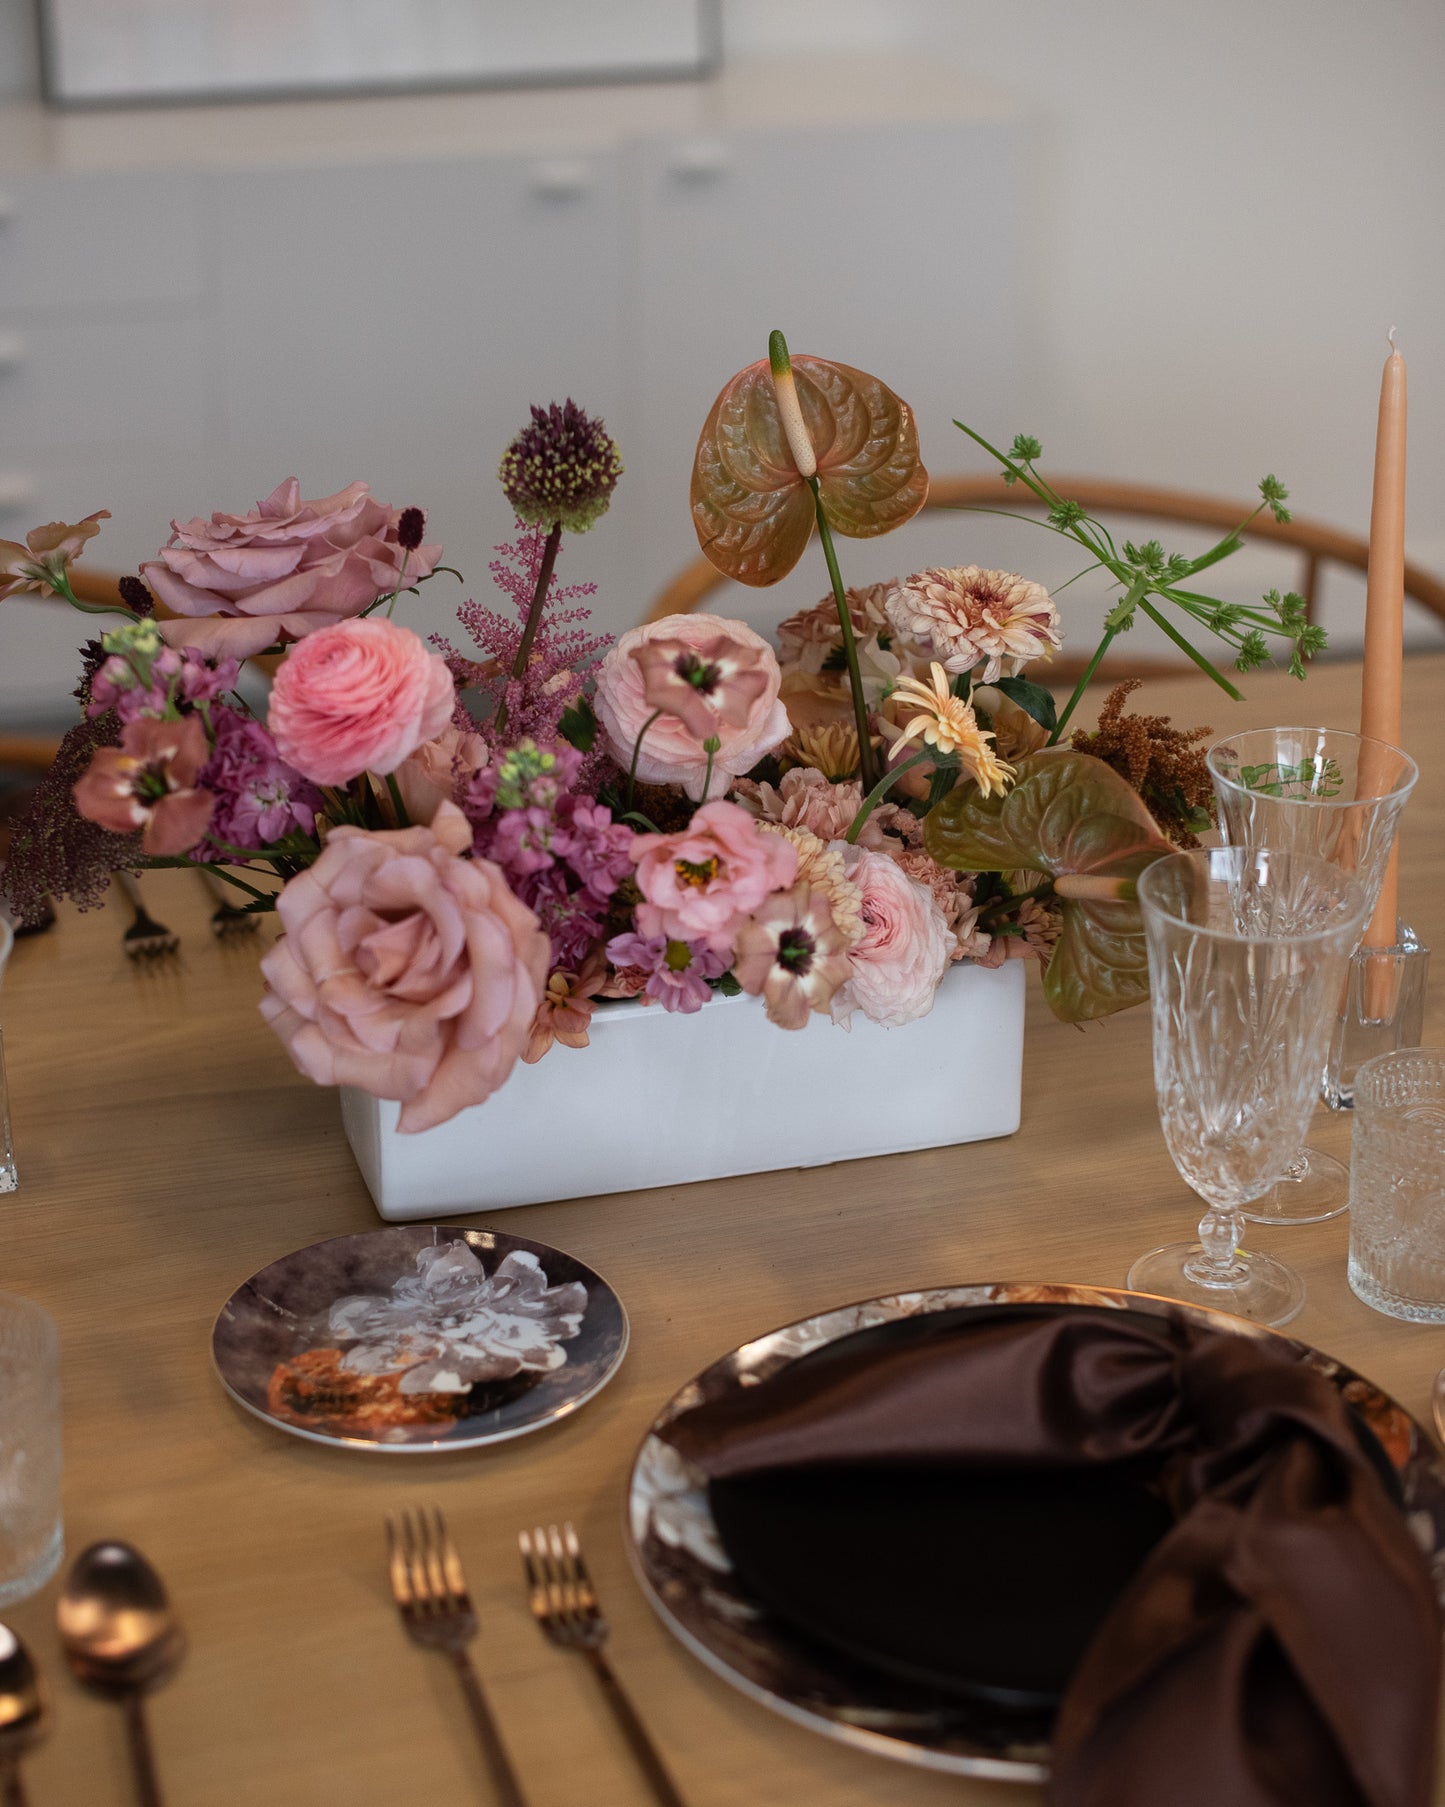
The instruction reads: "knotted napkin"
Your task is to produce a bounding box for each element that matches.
[667,1305,1441,1807]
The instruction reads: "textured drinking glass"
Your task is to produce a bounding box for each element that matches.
[0,1293,62,1604]
[1348,1051,1445,1322]
[1127,847,1368,1326]
[1324,922,1430,1110]
[0,919,14,1193]
[1207,727,1417,1225]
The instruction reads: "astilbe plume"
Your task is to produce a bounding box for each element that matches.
[433,524,611,777]
[1072,679,1215,847]
[2,711,139,924]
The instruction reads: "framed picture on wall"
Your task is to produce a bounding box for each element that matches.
[38,0,720,107]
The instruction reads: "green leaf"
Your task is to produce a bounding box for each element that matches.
[923,749,1173,1021]
[558,694,598,752]
[990,674,1058,733]
[713,971,742,997]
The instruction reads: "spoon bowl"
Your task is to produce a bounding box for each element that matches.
[57,1542,183,1693]
[0,1624,44,1750]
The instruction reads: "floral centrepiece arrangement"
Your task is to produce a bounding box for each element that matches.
[4,334,1324,1132]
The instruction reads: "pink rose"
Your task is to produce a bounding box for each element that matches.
[268,617,454,786]
[594,614,789,801]
[146,478,441,661]
[259,802,548,1133]
[630,799,797,951]
[395,726,490,825]
[831,846,952,1028]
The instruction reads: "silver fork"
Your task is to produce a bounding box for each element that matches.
[520,1524,688,1807]
[195,866,259,940]
[387,1509,530,1807]
[112,871,179,959]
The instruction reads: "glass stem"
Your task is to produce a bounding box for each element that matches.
[1194,1205,1244,1279]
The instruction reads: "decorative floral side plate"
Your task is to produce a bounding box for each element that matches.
[213,1225,627,1452]
[625,1282,1445,1783]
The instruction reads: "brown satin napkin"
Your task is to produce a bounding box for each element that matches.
[667,1305,1441,1807]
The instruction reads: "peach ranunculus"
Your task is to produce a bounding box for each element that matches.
[395,726,491,825]
[594,614,789,801]
[730,767,887,849]
[630,799,797,952]
[268,617,455,788]
[145,478,441,661]
[259,802,548,1133]
[831,845,952,1028]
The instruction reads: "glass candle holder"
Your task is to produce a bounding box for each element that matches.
[0,1292,63,1604]
[1324,922,1430,1111]
[1348,1050,1445,1323]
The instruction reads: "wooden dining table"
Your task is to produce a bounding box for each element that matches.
[3,650,1444,1807]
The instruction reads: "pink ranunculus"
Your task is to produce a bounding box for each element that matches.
[594,614,789,801]
[267,617,455,787]
[145,478,441,661]
[258,802,548,1133]
[629,799,797,952]
[394,726,490,825]
[831,846,952,1028]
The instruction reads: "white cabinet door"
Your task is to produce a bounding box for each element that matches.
[207,154,633,648]
[624,119,1024,627]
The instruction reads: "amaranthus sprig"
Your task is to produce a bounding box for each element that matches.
[952,424,1327,741]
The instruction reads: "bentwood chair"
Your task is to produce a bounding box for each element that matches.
[645,474,1445,688]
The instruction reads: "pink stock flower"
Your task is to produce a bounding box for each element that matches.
[604,931,729,1014]
[268,617,454,787]
[629,630,771,740]
[394,726,490,826]
[594,614,789,801]
[831,847,952,1027]
[259,802,548,1133]
[629,800,797,952]
[200,707,323,851]
[733,885,853,1030]
[71,713,215,856]
[145,478,441,660]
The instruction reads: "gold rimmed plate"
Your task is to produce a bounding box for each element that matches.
[625,1281,1445,1782]
[213,1224,628,1452]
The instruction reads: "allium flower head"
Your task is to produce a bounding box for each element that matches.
[886,566,1061,681]
[498,401,622,534]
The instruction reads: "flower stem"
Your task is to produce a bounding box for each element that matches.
[494,518,563,737]
[384,773,412,827]
[1049,626,1118,744]
[701,735,720,802]
[844,749,932,844]
[808,475,880,792]
[627,708,664,809]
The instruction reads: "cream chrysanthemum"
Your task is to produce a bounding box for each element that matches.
[757,824,865,946]
[886,566,1061,681]
[888,664,1014,800]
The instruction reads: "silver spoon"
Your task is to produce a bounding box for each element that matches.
[57,1542,183,1807]
[0,1624,45,1807]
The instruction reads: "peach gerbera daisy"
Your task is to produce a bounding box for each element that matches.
[888,664,1014,799]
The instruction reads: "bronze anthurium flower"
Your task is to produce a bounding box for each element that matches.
[925,749,1174,1022]
[691,355,929,587]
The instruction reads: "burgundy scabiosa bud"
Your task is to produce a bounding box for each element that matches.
[117,574,155,617]
[498,400,623,534]
[396,506,426,553]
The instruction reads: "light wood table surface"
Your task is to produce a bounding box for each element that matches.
[4,653,1444,1807]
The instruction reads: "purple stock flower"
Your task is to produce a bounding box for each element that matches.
[87,643,240,725]
[489,806,558,877]
[201,706,323,851]
[604,931,728,1014]
[516,868,610,971]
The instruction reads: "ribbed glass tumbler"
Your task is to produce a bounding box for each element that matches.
[0,1292,62,1604]
[1348,1051,1445,1323]
[1127,846,1367,1327]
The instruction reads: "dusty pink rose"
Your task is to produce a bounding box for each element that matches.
[259,802,548,1133]
[831,846,952,1027]
[146,478,441,660]
[268,617,454,787]
[594,614,789,801]
[395,726,490,825]
[72,713,215,856]
[630,799,797,951]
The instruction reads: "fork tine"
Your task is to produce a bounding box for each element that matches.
[435,1507,470,1610]
[403,1508,431,1617]
[547,1523,581,1629]
[563,1522,600,1623]
[386,1515,413,1610]
[536,1524,565,1627]
[518,1529,544,1618]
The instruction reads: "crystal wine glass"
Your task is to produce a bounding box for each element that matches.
[1207,727,1416,1224]
[1127,846,1368,1326]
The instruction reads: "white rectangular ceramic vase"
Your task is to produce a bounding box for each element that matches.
[342,958,1027,1219]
